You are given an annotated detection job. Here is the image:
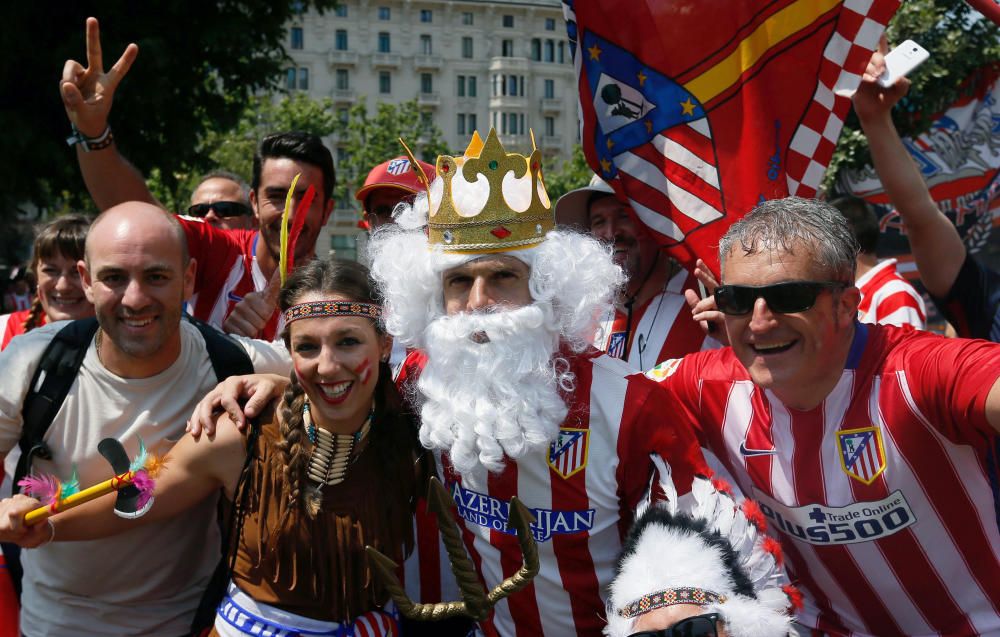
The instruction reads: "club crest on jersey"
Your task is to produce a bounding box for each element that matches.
[386,158,411,175]
[607,331,627,359]
[548,428,589,479]
[645,358,681,382]
[837,426,886,485]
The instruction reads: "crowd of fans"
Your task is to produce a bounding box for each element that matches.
[0,18,996,637]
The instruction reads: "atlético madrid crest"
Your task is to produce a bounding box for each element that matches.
[837,426,886,485]
[548,428,590,479]
[386,158,411,175]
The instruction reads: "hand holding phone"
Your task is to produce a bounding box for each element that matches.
[878,39,930,88]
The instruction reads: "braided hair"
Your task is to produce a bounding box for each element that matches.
[22,214,91,331]
[275,258,422,519]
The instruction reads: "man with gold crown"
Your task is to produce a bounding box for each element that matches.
[363,129,713,636]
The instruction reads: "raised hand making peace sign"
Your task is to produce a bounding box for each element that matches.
[60,17,138,138]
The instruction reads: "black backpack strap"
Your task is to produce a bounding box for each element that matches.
[185,316,254,381]
[13,318,99,493]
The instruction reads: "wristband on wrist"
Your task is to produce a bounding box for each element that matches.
[66,124,114,152]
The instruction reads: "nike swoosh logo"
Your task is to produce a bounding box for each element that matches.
[739,441,778,457]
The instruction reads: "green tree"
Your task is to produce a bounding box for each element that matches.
[335,100,448,206]
[827,0,1000,188]
[1,0,336,232]
[148,92,341,210]
[544,145,593,201]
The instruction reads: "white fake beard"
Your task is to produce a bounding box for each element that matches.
[417,303,571,479]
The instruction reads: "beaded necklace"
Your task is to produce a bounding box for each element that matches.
[303,402,374,487]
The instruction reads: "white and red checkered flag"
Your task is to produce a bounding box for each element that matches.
[563,0,900,273]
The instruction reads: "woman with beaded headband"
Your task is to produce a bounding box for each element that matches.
[0,214,93,350]
[16,258,429,636]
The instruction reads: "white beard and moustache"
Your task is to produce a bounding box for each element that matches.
[417,302,574,480]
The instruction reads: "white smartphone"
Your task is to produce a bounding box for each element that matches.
[878,39,930,88]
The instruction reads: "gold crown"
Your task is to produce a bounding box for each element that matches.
[404,129,553,253]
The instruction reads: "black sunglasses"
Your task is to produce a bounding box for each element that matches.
[627,612,720,637]
[714,281,848,315]
[187,201,253,218]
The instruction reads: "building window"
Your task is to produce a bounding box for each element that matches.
[545,18,556,31]
[290,27,304,50]
[544,40,555,63]
[285,68,308,90]
[335,29,348,51]
[558,41,565,64]
[420,34,432,55]
[462,12,474,25]
[544,79,554,99]
[379,71,391,94]
[531,39,541,61]
[468,76,477,97]
[502,39,514,57]
[335,5,347,17]
[421,9,432,22]
[378,6,391,20]
[503,14,514,28]
[457,75,466,97]
[457,113,466,136]
[462,37,473,59]
[336,146,349,163]
[506,75,517,96]
[421,110,433,126]
[336,68,349,90]
[378,32,391,53]
[469,113,477,132]
[545,116,555,137]
[337,108,349,125]
[421,73,433,94]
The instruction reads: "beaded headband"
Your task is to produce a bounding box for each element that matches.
[619,587,727,619]
[284,301,382,325]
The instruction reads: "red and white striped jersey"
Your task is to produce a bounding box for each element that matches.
[401,348,707,637]
[649,324,1000,636]
[595,267,716,369]
[180,218,283,341]
[855,259,926,330]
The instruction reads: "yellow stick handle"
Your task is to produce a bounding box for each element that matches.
[23,471,135,526]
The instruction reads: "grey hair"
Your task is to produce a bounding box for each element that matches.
[718,196,859,282]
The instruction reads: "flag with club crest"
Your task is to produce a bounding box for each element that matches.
[563,0,900,273]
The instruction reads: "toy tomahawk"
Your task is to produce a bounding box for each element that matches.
[19,438,164,525]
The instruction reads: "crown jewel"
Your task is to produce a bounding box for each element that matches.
[424,129,554,253]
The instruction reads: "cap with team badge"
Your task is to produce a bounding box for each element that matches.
[354,156,438,204]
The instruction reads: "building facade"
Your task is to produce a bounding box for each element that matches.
[285,0,578,255]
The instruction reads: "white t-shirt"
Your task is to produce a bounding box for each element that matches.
[0,320,290,636]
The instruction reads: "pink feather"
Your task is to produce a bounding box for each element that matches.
[286,184,316,273]
[18,474,61,505]
[132,470,156,511]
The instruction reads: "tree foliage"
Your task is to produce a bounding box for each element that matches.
[334,99,448,205]
[544,145,593,202]
[148,93,340,210]
[1,0,336,225]
[828,0,1000,188]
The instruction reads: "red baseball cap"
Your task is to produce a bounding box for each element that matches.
[354,156,437,204]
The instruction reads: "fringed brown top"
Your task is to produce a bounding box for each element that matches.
[230,414,417,621]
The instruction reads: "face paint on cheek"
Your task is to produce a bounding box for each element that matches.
[353,358,372,385]
[293,361,306,386]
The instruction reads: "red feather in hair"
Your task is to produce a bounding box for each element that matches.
[286,184,317,273]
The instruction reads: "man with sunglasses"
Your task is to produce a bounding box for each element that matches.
[186,171,256,231]
[647,196,1000,636]
[60,19,334,341]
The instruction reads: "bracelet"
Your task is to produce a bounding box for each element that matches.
[66,124,114,152]
[40,519,55,547]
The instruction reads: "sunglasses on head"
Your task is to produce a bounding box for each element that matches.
[187,201,253,219]
[714,280,848,315]
[627,612,721,637]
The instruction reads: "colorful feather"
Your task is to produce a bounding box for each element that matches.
[279,172,303,286]
[129,437,148,473]
[286,184,316,273]
[131,470,156,511]
[18,474,61,506]
[61,466,80,498]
